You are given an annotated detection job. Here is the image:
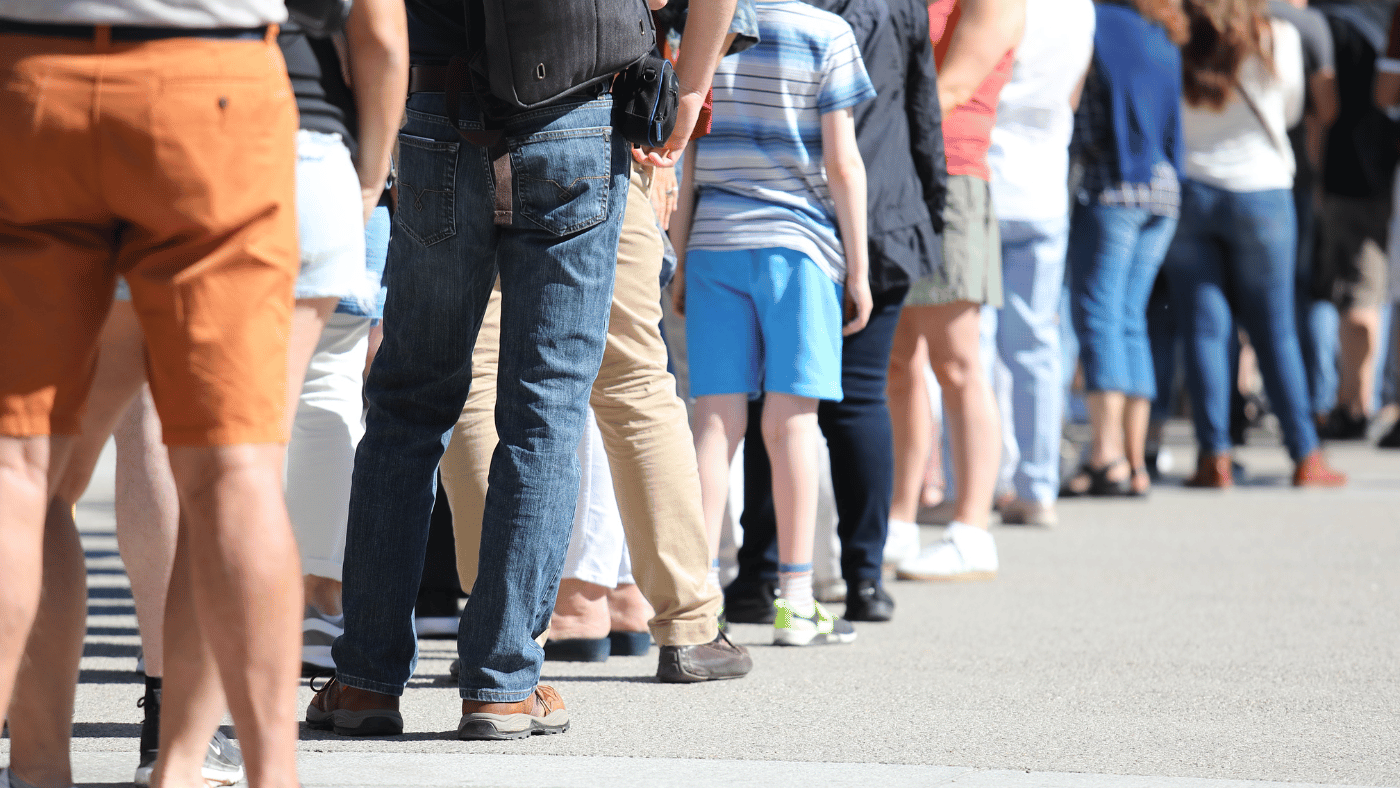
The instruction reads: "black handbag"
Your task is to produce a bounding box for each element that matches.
[286,0,354,36]
[613,53,680,147]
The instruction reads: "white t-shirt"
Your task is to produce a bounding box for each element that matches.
[1181,18,1304,192]
[988,0,1095,222]
[0,0,285,26]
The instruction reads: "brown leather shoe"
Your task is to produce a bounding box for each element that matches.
[458,684,568,740]
[1184,453,1233,488]
[305,676,403,736]
[656,630,753,683]
[1292,450,1347,487]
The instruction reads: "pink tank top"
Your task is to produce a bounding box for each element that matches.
[930,0,1015,181]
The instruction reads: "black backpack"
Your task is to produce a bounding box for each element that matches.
[430,0,657,111]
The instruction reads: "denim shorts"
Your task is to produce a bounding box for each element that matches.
[685,247,844,401]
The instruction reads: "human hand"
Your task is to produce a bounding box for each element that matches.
[649,166,679,230]
[842,276,872,336]
[670,268,686,318]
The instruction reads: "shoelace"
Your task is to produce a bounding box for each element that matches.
[307,669,337,694]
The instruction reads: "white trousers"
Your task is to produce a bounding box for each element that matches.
[287,312,371,581]
[562,408,635,587]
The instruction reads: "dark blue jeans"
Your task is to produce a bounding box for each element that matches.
[1162,181,1319,460]
[734,286,907,590]
[332,91,628,702]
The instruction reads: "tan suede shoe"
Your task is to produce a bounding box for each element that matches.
[458,685,569,740]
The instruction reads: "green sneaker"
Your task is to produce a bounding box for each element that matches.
[772,599,856,646]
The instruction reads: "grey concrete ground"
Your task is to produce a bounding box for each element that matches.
[4,427,1398,787]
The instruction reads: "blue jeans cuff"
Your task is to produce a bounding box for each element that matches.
[460,687,537,703]
[334,671,406,698]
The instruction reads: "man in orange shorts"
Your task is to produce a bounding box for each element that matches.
[0,4,303,787]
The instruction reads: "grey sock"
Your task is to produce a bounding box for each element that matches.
[6,769,45,788]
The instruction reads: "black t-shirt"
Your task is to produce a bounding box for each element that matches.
[278,26,359,158]
[1317,1,1400,199]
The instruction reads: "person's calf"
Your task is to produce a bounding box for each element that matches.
[606,583,653,633]
[0,436,54,722]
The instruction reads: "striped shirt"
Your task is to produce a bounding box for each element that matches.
[688,0,876,282]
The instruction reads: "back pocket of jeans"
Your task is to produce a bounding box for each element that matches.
[395,133,458,247]
[511,126,613,236]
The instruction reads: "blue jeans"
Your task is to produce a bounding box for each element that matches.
[984,216,1069,504]
[1067,201,1178,400]
[332,91,628,702]
[1162,181,1319,460]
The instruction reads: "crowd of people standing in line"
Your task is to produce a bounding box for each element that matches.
[3,0,1400,787]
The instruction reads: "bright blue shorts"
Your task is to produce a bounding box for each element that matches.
[685,247,844,401]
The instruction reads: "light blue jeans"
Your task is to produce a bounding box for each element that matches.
[332,91,628,702]
[982,215,1069,504]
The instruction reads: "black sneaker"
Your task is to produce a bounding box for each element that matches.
[1321,407,1368,440]
[723,580,778,624]
[656,630,753,683]
[843,579,894,622]
[1378,419,1400,449]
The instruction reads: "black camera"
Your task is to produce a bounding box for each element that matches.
[613,54,680,148]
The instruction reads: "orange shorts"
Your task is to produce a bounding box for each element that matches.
[0,29,299,446]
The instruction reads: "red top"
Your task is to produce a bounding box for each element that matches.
[929,0,1015,181]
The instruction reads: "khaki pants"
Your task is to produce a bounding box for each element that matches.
[439,164,719,647]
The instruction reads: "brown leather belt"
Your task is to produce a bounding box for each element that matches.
[408,63,451,95]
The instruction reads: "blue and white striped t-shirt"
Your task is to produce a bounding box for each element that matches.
[687,0,876,282]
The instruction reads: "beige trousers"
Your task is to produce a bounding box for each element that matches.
[439,164,719,647]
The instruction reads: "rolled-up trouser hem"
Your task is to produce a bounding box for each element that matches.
[460,687,537,703]
[651,618,720,648]
[334,671,407,698]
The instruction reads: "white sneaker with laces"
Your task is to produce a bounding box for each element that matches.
[882,518,921,567]
[896,522,998,581]
[302,604,344,672]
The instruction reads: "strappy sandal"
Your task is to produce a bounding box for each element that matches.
[1060,457,1132,498]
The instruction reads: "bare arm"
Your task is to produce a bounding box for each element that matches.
[668,148,700,317]
[936,0,1024,118]
[637,0,739,167]
[822,108,870,336]
[344,0,408,222]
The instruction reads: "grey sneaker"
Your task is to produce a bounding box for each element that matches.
[302,604,343,674]
[134,730,244,787]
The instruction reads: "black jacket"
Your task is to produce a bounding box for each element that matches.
[805,0,947,294]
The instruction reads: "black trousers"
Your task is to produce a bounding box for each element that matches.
[732,286,907,590]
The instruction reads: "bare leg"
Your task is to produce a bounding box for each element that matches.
[0,435,49,723]
[761,393,821,568]
[693,394,750,563]
[7,474,86,788]
[548,579,611,640]
[115,390,180,679]
[1338,306,1380,418]
[1124,396,1152,494]
[606,584,654,633]
[922,303,1001,529]
[888,317,933,524]
[161,444,301,788]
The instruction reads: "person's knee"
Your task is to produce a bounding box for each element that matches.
[167,443,283,506]
[930,356,974,393]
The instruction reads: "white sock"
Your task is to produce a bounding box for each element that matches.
[778,564,815,616]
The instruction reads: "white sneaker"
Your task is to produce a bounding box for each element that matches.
[896,522,998,581]
[883,518,921,567]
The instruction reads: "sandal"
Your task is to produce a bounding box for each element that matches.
[1060,458,1132,498]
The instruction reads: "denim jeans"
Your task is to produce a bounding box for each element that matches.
[735,286,907,589]
[983,216,1068,504]
[1293,175,1338,416]
[332,91,628,702]
[1162,181,1318,461]
[1067,201,1178,400]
